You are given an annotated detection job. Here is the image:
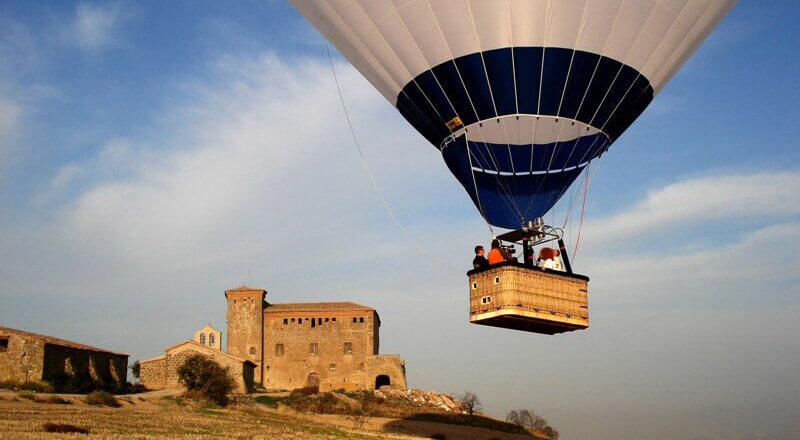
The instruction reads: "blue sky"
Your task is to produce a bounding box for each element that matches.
[1,2,799,439]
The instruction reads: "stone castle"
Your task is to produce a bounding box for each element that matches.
[140,286,406,392]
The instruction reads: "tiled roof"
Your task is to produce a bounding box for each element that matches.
[225,285,265,292]
[264,302,375,313]
[0,326,128,356]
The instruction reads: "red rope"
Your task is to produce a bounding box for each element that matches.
[571,166,591,263]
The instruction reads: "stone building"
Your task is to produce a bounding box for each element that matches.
[138,338,255,393]
[139,285,407,393]
[226,286,407,392]
[0,326,128,387]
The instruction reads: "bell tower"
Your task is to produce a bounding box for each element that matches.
[225,286,265,384]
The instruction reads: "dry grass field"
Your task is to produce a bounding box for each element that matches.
[0,390,540,440]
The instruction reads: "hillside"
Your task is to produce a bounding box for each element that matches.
[0,389,550,440]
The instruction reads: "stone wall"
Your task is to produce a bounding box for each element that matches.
[225,288,265,383]
[0,330,127,387]
[262,310,385,391]
[365,354,407,390]
[138,356,166,390]
[0,332,45,383]
[139,342,254,393]
[42,345,127,386]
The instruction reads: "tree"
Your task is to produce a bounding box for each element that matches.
[459,391,482,417]
[506,408,558,439]
[129,361,140,380]
[176,355,235,406]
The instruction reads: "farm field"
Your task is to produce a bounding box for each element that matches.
[0,390,539,440]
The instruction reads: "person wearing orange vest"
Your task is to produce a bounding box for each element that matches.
[487,239,512,265]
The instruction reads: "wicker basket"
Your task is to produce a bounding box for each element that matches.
[468,263,589,334]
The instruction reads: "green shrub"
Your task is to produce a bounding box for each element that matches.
[176,355,235,407]
[298,385,319,396]
[0,380,53,393]
[129,360,141,379]
[430,434,446,440]
[84,390,120,407]
[254,395,280,408]
[42,423,89,434]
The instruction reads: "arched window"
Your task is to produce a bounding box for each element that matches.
[209,333,216,346]
[199,333,206,344]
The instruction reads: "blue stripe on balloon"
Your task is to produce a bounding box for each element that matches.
[395,47,654,149]
[449,132,608,173]
[442,140,585,229]
[394,47,651,228]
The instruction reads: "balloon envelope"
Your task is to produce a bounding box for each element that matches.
[289,0,736,229]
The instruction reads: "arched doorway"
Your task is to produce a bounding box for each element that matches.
[375,375,390,390]
[306,373,320,388]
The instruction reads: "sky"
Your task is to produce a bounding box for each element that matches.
[0,1,799,439]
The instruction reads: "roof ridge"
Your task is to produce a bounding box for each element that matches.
[0,326,128,356]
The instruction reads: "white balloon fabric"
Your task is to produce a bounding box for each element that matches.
[289,0,737,229]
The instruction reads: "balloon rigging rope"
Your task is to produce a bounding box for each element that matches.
[464,131,496,237]
[324,42,460,272]
[571,158,602,263]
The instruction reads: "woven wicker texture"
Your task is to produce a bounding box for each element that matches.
[469,266,588,325]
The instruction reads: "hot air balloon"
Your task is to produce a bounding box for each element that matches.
[289,0,736,334]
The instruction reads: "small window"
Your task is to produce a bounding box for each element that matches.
[494,276,500,284]
[249,346,257,355]
[343,342,353,355]
[0,337,8,352]
[283,318,288,325]
[332,317,336,322]
[275,343,284,356]
[325,318,329,322]
[297,318,301,325]
[317,318,322,325]
[311,318,316,328]
[199,333,206,344]
[329,363,336,371]
[352,317,357,323]
[359,317,364,323]
[209,333,216,345]
[471,282,478,290]
[310,343,319,355]
[290,318,295,323]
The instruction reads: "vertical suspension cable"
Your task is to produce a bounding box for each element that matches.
[464,130,495,237]
[324,42,459,271]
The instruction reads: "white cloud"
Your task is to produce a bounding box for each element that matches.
[585,222,800,302]
[70,2,123,49]
[582,171,800,245]
[40,53,443,269]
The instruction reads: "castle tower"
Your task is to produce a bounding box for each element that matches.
[225,286,265,384]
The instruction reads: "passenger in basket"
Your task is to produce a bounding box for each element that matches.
[552,249,564,271]
[472,245,489,270]
[488,239,512,265]
[538,247,557,270]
